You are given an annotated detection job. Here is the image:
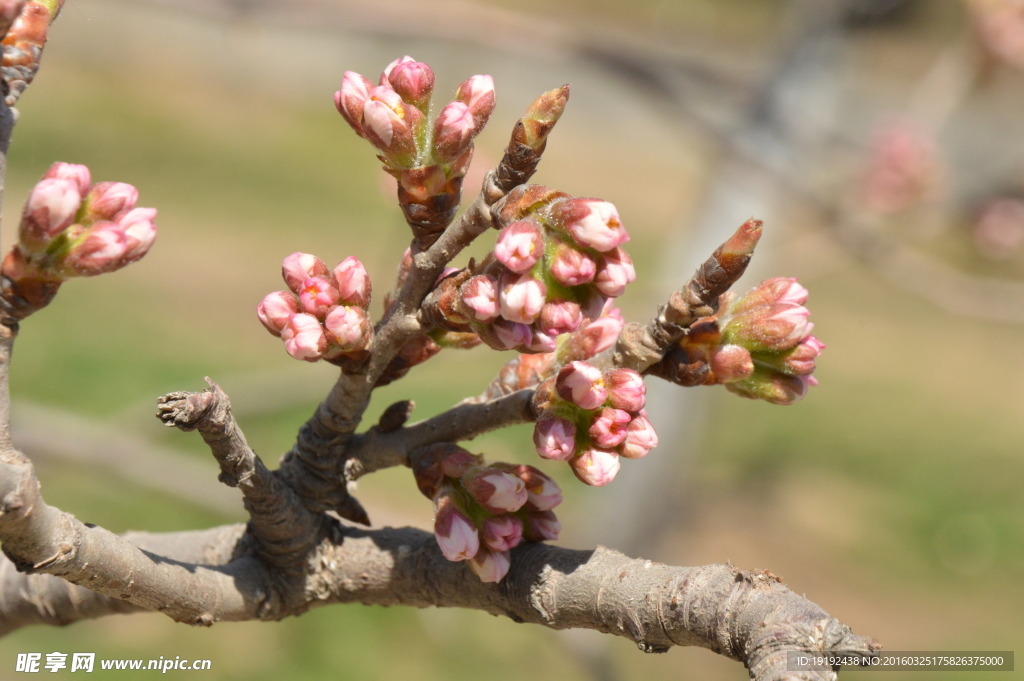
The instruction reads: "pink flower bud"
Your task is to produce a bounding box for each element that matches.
[381,56,416,80]
[726,303,812,353]
[282,252,330,293]
[362,86,419,162]
[709,344,754,382]
[59,222,130,276]
[533,414,577,461]
[42,162,91,195]
[467,547,511,583]
[118,207,158,263]
[725,368,816,405]
[571,313,624,358]
[732,277,808,314]
[332,256,372,308]
[549,242,596,286]
[593,247,636,297]
[462,468,528,514]
[82,181,138,221]
[554,198,629,252]
[488,319,531,350]
[439,450,480,478]
[324,305,372,352]
[455,75,495,129]
[19,178,82,252]
[334,71,376,137]
[539,300,583,336]
[522,510,561,542]
[588,407,632,448]
[570,448,621,486]
[494,220,543,273]
[555,361,607,410]
[434,495,480,561]
[605,368,645,412]
[281,313,327,362]
[780,335,825,375]
[432,101,476,163]
[257,291,298,337]
[619,413,658,459]
[460,274,500,323]
[387,59,434,110]
[499,272,546,324]
[298,277,341,317]
[509,465,563,512]
[525,328,557,353]
[481,514,523,552]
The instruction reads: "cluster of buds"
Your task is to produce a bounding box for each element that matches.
[257,253,373,363]
[532,362,656,487]
[335,57,495,244]
[654,278,824,405]
[414,444,562,583]
[1,162,157,308]
[452,185,634,354]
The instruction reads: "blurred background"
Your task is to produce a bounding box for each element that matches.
[2,0,1024,678]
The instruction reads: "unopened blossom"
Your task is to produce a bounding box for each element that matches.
[518,467,563,512]
[42,161,91,194]
[539,300,583,336]
[554,198,629,252]
[434,495,480,561]
[731,277,808,315]
[432,101,476,163]
[588,407,632,448]
[298,277,340,317]
[467,547,511,583]
[334,71,376,138]
[281,313,327,362]
[499,272,546,324]
[494,220,544,273]
[117,208,158,263]
[522,510,561,542]
[556,361,607,410]
[605,368,645,412]
[619,413,658,459]
[709,344,755,383]
[387,58,434,110]
[19,178,81,252]
[480,515,523,552]
[549,241,596,286]
[489,319,531,350]
[725,370,816,406]
[533,414,577,461]
[459,274,500,322]
[525,328,557,353]
[82,181,138,222]
[282,252,330,293]
[463,468,527,514]
[362,85,419,163]
[726,303,812,353]
[257,291,298,337]
[777,335,824,376]
[569,309,624,358]
[455,74,496,130]
[333,256,371,308]
[324,305,371,352]
[570,447,621,486]
[59,222,128,276]
[593,247,636,297]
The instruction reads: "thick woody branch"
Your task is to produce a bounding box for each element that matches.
[341,389,535,479]
[156,380,323,569]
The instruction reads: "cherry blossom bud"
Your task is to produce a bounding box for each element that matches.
[467,547,510,583]
[463,468,528,514]
[432,101,475,163]
[118,207,158,263]
[387,59,434,110]
[732,277,808,315]
[281,313,327,361]
[511,466,562,512]
[481,514,523,552]
[726,303,812,352]
[455,74,495,130]
[60,222,129,276]
[332,256,371,308]
[298,277,340,317]
[556,361,606,410]
[460,274,500,322]
[539,300,583,336]
[725,370,815,406]
[439,450,480,478]
[549,242,596,286]
[434,495,480,561]
[42,162,91,195]
[593,247,636,297]
[500,272,546,324]
[570,448,621,486]
[362,86,418,162]
[257,291,298,337]
[570,312,624,358]
[334,71,376,137]
[82,181,138,221]
[533,414,577,461]
[553,199,628,252]
[756,335,824,377]
[619,413,658,459]
[522,510,561,542]
[494,220,543,273]
[709,344,754,382]
[526,328,557,353]
[324,305,372,352]
[19,178,81,252]
[381,55,415,80]
[282,252,330,293]
[605,368,645,412]
[588,407,632,448]
[489,319,531,350]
